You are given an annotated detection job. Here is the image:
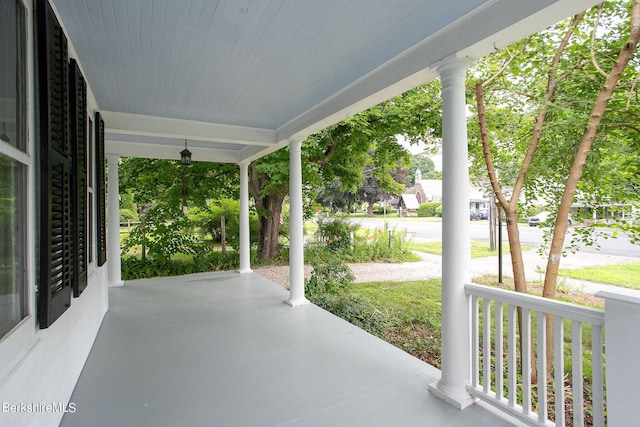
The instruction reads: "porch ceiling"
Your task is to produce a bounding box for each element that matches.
[53,0,599,163]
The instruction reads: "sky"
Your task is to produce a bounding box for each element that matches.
[396,135,442,171]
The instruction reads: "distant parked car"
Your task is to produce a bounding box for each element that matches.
[478,209,489,220]
[470,211,481,220]
[528,211,572,227]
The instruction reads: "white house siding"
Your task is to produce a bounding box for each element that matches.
[0,2,109,426]
[0,269,108,427]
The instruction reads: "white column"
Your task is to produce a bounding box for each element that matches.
[428,57,475,409]
[285,139,309,306]
[238,162,252,273]
[107,155,123,287]
[596,289,640,425]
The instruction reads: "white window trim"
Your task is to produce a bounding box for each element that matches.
[0,0,37,385]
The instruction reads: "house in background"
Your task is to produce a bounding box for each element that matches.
[1,0,638,426]
[395,194,421,216]
[404,170,490,214]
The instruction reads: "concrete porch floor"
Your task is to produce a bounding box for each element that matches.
[61,271,517,426]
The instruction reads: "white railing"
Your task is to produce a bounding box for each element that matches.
[465,284,605,427]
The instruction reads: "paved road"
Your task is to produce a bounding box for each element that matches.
[350,217,640,258]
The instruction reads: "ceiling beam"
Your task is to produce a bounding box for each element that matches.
[101,111,277,147]
[106,140,241,163]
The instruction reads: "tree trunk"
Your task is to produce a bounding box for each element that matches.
[367,198,375,217]
[542,0,640,372]
[220,215,226,255]
[248,164,288,262]
[256,194,285,261]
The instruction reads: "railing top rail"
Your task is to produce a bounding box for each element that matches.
[465,283,604,326]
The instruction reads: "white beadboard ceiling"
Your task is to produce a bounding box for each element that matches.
[52,0,599,163]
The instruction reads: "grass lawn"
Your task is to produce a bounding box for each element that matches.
[408,241,533,258]
[323,274,602,370]
[558,262,640,289]
[341,213,444,222]
[344,279,443,368]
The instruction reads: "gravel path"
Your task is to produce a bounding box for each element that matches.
[253,249,637,295]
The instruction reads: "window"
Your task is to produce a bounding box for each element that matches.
[0,0,28,338]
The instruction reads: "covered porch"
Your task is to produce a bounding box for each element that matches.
[61,271,515,427]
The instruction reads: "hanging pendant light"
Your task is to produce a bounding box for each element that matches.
[180,139,192,166]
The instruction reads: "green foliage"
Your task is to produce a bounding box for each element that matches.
[119,157,240,209]
[121,203,197,263]
[310,292,391,338]
[315,218,359,251]
[417,202,441,217]
[188,198,259,246]
[407,155,439,184]
[305,260,355,295]
[250,81,443,260]
[120,250,245,280]
[468,1,640,249]
[372,205,396,214]
[119,208,138,222]
[305,221,417,264]
[120,191,137,211]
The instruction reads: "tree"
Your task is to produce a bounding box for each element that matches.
[406,155,439,185]
[118,158,241,260]
[119,158,240,208]
[358,165,408,216]
[250,83,443,260]
[473,0,640,377]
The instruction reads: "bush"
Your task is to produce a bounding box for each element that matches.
[120,249,252,280]
[122,203,197,263]
[188,198,259,246]
[305,260,355,295]
[418,202,441,217]
[310,292,390,338]
[315,218,359,251]
[119,208,138,222]
[373,205,396,215]
[305,221,417,265]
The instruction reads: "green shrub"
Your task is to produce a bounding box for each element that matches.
[305,221,417,264]
[122,203,197,263]
[120,249,249,280]
[119,208,138,222]
[188,198,259,246]
[306,260,355,295]
[373,205,396,215]
[315,218,359,251]
[310,292,390,337]
[418,202,441,217]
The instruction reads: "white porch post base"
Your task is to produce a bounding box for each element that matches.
[285,139,309,307]
[428,57,474,407]
[428,382,476,409]
[284,297,309,307]
[238,162,252,274]
[107,155,124,287]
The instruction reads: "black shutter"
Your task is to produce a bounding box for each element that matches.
[70,59,88,296]
[37,0,72,327]
[95,112,107,266]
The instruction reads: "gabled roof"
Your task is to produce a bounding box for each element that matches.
[401,194,421,210]
[417,180,443,198]
[52,0,600,163]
